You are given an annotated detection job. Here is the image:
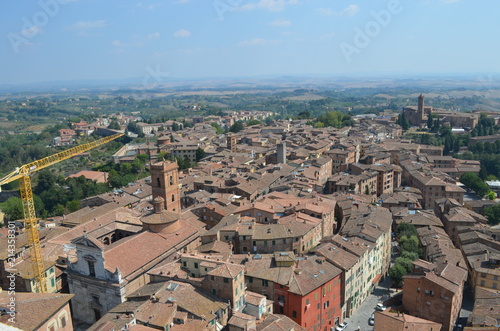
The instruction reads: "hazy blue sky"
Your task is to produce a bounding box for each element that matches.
[1,0,498,85]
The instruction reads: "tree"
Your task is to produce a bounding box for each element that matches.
[172,122,180,131]
[210,122,224,134]
[400,235,422,257]
[53,204,66,216]
[34,170,56,195]
[485,204,500,225]
[108,169,123,188]
[195,147,206,162]
[395,257,413,273]
[229,121,244,133]
[3,196,24,221]
[66,200,81,213]
[157,151,169,161]
[389,264,406,287]
[397,113,410,130]
[427,114,434,129]
[107,120,121,130]
[364,185,370,195]
[136,154,149,163]
[297,111,311,119]
[400,251,419,261]
[246,119,262,126]
[396,223,417,238]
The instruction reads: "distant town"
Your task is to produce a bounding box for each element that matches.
[1,89,500,331]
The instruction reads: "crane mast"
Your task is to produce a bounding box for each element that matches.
[0,132,124,293]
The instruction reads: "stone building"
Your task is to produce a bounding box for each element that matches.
[403,260,467,331]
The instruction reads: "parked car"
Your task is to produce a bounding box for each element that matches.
[335,322,348,331]
[376,303,387,311]
[369,313,375,326]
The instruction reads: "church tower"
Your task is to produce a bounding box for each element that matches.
[418,94,425,122]
[150,160,181,212]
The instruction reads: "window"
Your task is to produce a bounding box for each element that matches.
[283,239,286,244]
[59,315,67,328]
[211,276,214,281]
[243,236,246,240]
[249,277,253,283]
[92,295,100,304]
[51,277,55,288]
[293,310,297,318]
[494,283,498,289]
[88,260,95,277]
[481,273,487,278]
[224,278,229,283]
[480,280,485,287]
[262,279,269,287]
[272,240,276,246]
[306,299,310,305]
[194,262,199,269]
[264,241,267,246]
[212,289,217,295]
[183,261,187,267]
[172,194,175,202]
[324,301,330,309]
[48,323,56,331]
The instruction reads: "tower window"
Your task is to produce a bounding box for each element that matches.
[170,175,173,185]
[157,177,161,188]
[172,194,175,202]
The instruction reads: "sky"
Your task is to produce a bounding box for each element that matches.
[1,0,499,86]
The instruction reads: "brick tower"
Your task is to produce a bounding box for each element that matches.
[227,135,237,153]
[150,160,181,212]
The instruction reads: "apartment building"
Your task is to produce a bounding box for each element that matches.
[339,207,393,280]
[435,199,488,246]
[244,253,343,331]
[403,260,467,331]
[458,230,500,294]
[316,238,368,319]
[325,171,378,196]
[401,163,465,209]
[171,145,199,163]
[325,148,357,173]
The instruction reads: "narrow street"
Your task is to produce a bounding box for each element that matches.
[342,276,394,331]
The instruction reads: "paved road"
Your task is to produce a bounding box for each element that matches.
[342,277,394,331]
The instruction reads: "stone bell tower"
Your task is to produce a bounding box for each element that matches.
[150,160,181,212]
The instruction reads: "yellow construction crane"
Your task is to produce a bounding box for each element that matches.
[0,132,123,293]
